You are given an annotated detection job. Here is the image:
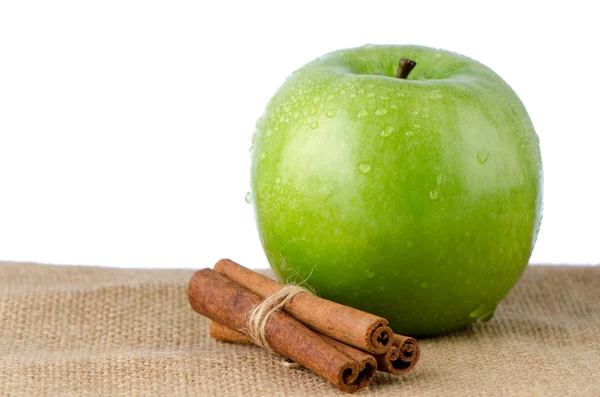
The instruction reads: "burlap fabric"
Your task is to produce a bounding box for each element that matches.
[1,262,599,396]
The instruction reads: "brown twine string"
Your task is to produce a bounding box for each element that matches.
[245,284,309,353]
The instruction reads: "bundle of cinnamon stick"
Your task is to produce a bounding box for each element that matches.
[187,259,420,393]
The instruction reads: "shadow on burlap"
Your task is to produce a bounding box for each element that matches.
[1,262,599,396]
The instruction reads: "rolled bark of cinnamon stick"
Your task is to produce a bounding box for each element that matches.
[375,334,421,375]
[214,259,393,355]
[188,269,374,393]
[209,320,377,383]
[315,335,377,383]
[209,320,254,344]
[210,321,420,376]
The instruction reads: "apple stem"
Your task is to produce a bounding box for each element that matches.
[396,58,416,79]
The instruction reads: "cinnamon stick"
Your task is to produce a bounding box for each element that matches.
[210,320,377,382]
[214,259,394,355]
[188,269,374,393]
[375,334,421,375]
[317,335,377,382]
[210,321,420,376]
[209,320,253,344]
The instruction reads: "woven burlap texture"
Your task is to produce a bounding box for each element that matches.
[1,262,599,397]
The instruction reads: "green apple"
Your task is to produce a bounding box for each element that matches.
[249,45,543,337]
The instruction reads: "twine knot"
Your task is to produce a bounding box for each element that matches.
[246,284,309,352]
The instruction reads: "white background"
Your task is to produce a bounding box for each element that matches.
[0,1,598,268]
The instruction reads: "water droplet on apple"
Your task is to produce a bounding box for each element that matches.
[358,89,365,95]
[380,95,390,100]
[309,121,319,130]
[245,192,252,204]
[427,90,443,100]
[365,270,376,279]
[380,126,395,137]
[255,117,263,129]
[275,177,281,184]
[266,129,273,137]
[358,162,372,174]
[421,281,430,288]
[251,131,257,143]
[469,303,496,323]
[248,145,253,153]
[366,92,374,98]
[476,311,495,323]
[405,130,414,137]
[357,109,369,119]
[326,94,335,101]
[278,115,285,122]
[429,190,439,200]
[477,150,490,165]
[349,93,356,99]
[293,111,300,119]
[390,104,398,110]
[375,108,388,116]
[339,89,346,95]
[326,109,337,118]
[260,152,266,160]
[310,106,318,116]
[412,110,419,115]
[436,173,443,185]
[313,97,321,104]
